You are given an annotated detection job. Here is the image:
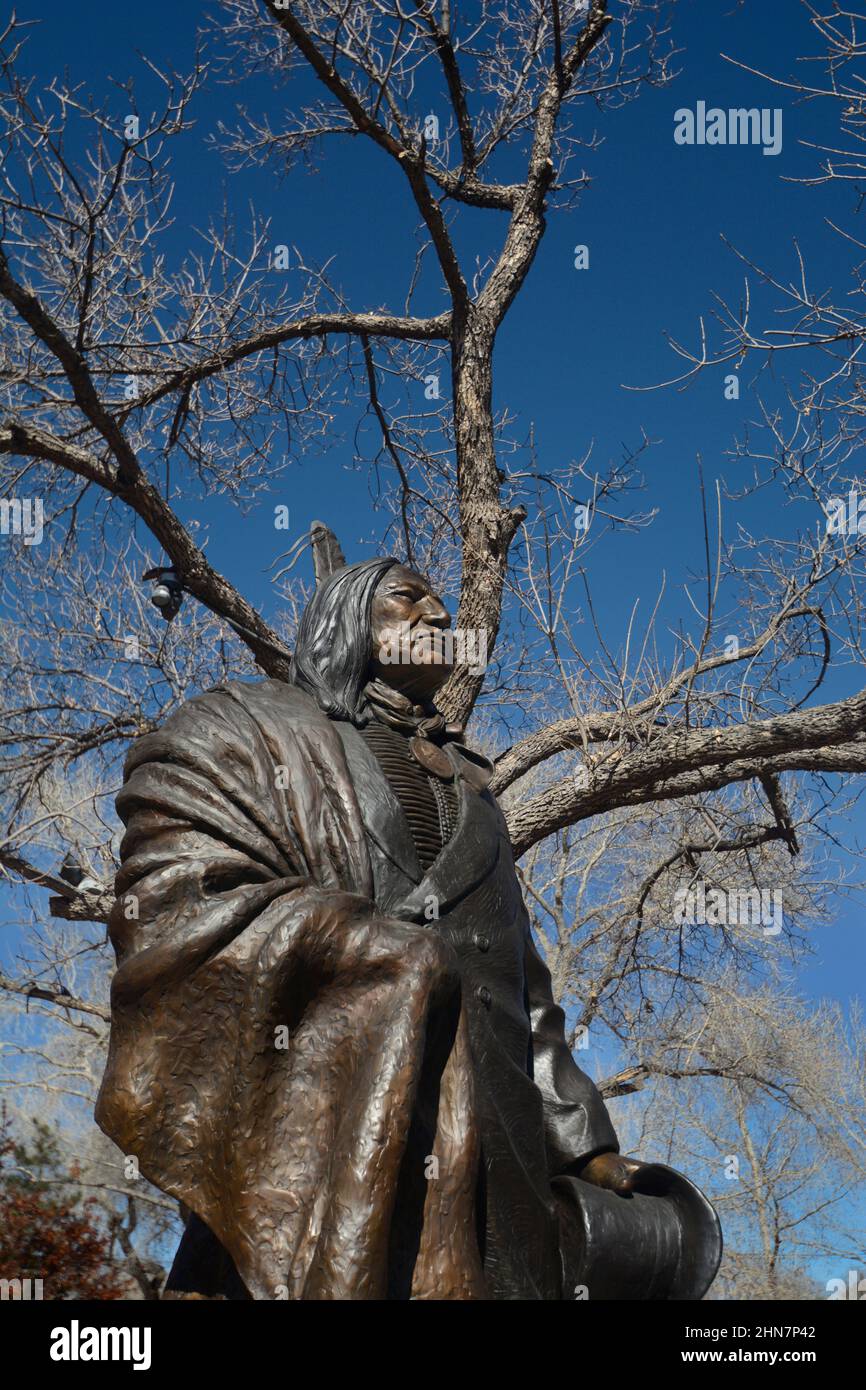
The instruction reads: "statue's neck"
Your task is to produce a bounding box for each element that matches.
[362,676,447,741]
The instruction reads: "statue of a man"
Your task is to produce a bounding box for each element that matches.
[96,557,721,1300]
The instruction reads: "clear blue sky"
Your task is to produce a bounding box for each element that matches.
[6,2,863,1006]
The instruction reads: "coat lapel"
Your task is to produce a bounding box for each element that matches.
[333,720,421,883]
[392,743,502,922]
[333,723,503,919]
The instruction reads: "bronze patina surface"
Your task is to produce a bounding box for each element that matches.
[96,558,722,1300]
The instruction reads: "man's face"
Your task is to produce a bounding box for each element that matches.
[369,564,453,700]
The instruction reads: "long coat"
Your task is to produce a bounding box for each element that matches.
[95,678,720,1300]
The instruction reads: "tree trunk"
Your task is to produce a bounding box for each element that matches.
[440,307,525,727]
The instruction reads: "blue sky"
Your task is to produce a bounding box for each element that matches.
[4,5,863,1029]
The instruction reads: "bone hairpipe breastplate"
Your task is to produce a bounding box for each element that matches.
[359,719,459,871]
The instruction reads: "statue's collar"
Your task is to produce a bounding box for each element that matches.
[360,677,448,741]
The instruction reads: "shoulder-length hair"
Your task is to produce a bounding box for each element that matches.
[289,556,399,722]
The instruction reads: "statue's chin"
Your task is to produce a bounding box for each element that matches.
[376,662,452,699]
[415,656,453,678]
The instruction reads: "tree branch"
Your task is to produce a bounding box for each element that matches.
[124,309,452,418]
[0,971,110,1023]
[506,693,866,856]
[0,421,292,679]
[265,1,467,304]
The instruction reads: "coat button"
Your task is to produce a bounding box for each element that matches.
[474,933,491,953]
[476,985,492,1009]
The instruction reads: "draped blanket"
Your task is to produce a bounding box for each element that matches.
[96,681,485,1299]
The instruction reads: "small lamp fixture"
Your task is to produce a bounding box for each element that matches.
[143,565,184,621]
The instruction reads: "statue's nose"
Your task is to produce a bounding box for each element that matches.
[419,595,451,629]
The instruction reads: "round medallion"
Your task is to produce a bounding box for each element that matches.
[408,736,454,781]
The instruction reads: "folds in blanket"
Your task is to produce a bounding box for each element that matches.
[97,876,483,1300]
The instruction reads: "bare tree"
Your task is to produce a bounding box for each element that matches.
[643,990,866,1300]
[2,0,866,1294]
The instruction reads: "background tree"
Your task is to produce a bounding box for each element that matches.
[0,1106,131,1299]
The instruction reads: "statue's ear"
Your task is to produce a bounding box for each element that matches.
[310,521,346,585]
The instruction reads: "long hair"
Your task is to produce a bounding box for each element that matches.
[290,556,399,721]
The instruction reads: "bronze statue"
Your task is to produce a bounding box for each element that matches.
[96,556,721,1300]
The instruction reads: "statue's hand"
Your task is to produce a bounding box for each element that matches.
[578,1152,657,1196]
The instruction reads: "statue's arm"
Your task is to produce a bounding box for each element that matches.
[522,916,619,1176]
